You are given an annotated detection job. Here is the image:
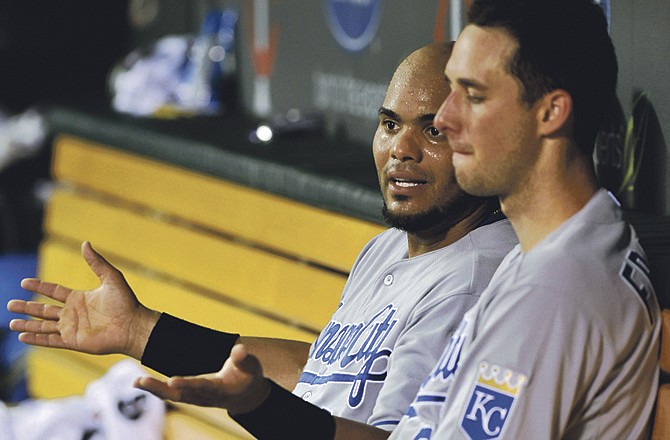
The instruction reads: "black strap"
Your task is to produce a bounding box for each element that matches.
[141,313,239,377]
[231,380,336,440]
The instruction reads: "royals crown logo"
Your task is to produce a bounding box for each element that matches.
[477,362,526,395]
[460,362,527,440]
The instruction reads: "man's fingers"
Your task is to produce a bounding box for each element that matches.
[165,376,226,407]
[81,241,119,283]
[7,299,28,314]
[7,300,62,321]
[138,372,246,407]
[19,279,71,303]
[230,344,262,376]
[134,376,182,402]
[10,317,60,334]
[16,331,67,349]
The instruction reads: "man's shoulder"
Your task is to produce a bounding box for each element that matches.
[348,228,407,275]
[360,228,407,256]
[467,218,518,250]
[506,220,656,323]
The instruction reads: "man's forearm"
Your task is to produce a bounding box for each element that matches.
[240,336,311,391]
[140,314,311,388]
[231,380,390,440]
[141,313,240,376]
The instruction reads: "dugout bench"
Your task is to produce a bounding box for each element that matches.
[27,101,386,439]
[24,101,670,438]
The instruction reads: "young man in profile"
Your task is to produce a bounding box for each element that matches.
[115,1,659,439]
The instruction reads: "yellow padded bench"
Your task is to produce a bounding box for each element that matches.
[27,134,386,439]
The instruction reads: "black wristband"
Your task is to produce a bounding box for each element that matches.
[141,313,239,377]
[231,380,336,440]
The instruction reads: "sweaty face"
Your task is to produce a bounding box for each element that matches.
[373,52,472,234]
[434,25,541,199]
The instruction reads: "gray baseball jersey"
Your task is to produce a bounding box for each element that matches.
[391,190,661,439]
[292,218,518,430]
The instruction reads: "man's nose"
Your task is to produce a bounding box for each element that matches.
[390,129,422,162]
[434,92,457,135]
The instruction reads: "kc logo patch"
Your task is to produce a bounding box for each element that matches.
[460,362,526,440]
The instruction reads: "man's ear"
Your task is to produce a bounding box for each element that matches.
[537,89,572,136]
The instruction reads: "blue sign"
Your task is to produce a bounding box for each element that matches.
[324,0,383,53]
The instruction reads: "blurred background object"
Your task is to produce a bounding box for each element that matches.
[0,359,165,440]
[0,105,49,404]
[0,0,129,404]
[110,8,239,118]
[0,107,49,403]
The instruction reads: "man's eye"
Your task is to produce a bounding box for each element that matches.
[426,126,447,142]
[384,120,397,130]
[467,95,484,104]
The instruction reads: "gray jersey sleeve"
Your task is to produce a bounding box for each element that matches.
[392,191,660,439]
[430,276,659,439]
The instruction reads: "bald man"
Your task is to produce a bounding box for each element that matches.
[9,42,517,430]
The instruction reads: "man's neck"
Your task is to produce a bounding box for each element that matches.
[502,156,599,252]
[406,202,497,257]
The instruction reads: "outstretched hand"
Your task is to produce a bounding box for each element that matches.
[6,241,160,359]
[135,344,271,414]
